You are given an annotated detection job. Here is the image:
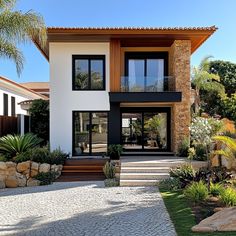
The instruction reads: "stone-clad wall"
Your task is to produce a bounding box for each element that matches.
[0,161,63,188]
[169,40,191,152]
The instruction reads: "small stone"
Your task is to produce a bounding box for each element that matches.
[17,161,31,173]
[27,178,40,187]
[39,163,50,173]
[16,172,27,187]
[5,176,18,188]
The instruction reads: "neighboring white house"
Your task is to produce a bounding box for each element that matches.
[0,76,48,116]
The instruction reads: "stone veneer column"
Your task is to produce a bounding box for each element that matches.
[169,40,191,153]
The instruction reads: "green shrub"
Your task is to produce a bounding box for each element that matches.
[184,181,208,203]
[103,161,116,179]
[177,138,189,157]
[170,164,195,188]
[14,147,50,164]
[220,187,236,206]
[107,144,123,159]
[0,133,42,158]
[194,144,207,161]
[34,171,57,185]
[50,148,68,165]
[210,182,224,197]
[104,178,119,187]
[158,178,181,191]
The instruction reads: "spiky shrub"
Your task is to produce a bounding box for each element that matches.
[184,181,208,203]
[50,148,68,165]
[220,187,236,206]
[103,161,116,179]
[0,133,42,158]
[210,182,224,197]
[177,137,190,157]
[170,164,195,188]
[34,172,57,185]
[107,144,123,160]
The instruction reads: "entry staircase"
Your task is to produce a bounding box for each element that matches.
[120,156,207,186]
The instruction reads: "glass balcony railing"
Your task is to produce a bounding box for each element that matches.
[121,76,172,92]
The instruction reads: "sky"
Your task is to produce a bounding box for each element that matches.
[1,0,236,83]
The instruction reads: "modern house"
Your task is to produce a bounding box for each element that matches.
[20,82,50,98]
[34,26,217,157]
[0,76,47,116]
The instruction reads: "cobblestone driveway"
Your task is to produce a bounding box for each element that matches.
[0,182,176,236]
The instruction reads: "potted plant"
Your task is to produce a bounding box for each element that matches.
[107,144,123,160]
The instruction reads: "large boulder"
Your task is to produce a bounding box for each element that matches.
[192,207,236,232]
[0,162,7,176]
[39,163,50,173]
[16,172,27,187]
[27,178,40,187]
[30,162,39,177]
[17,161,31,173]
[5,176,18,188]
[5,161,17,176]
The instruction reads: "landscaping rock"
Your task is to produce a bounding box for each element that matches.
[192,207,236,232]
[27,178,40,187]
[5,176,18,188]
[0,177,5,189]
[16,172,27,187]
[6,162,17,176]
[17,161,31,173]
[0,162,7,171]
[39,163,50,173]
[30,162,39,177]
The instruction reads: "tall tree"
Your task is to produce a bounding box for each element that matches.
[0,0,47,75]
[192,56,225,114]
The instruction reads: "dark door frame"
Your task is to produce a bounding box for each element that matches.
[120,107,171,152]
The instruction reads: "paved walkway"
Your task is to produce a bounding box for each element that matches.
[0,182,176,236]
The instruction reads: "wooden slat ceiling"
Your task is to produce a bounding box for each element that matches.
[34,26,217,61]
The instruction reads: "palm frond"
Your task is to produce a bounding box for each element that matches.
[199,55,213,71]
[213,136,236,151]
[0,10,47,47]
[0,38,24,75]
[212,150,234,159]
[0,0,15,9]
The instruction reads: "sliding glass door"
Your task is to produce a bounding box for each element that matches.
[121,109,170,151]
[73,112,108,155]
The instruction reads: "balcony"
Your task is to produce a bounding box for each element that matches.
[109,76,182,103]
[121,76,171,92]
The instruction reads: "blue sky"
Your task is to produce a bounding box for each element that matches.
[1,0,236,83]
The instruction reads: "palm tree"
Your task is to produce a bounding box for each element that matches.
[0,0,47,75]
[192,56,225,114]
[212,135,236,160]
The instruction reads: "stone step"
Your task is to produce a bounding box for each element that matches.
[121,166,170,173]
[120,173,169,180]
[121,160,186,167]
[120,179,159,186]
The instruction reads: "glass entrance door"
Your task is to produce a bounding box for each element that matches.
[121,110,169,151]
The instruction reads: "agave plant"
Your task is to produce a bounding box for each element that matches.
[0,133,42,158]
[212,135,236,159]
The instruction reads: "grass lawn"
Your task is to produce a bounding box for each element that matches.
[160,188,236,236]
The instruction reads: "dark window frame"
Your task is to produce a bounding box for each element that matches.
[72,55,106,91]
[3,93,8,116]
[72,111,109,156]
[120,107,171,152]
[11,96,16,116]
[125,52,169,91]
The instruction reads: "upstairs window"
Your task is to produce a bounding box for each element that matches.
[72,55,105,90]
[3,93,8,116]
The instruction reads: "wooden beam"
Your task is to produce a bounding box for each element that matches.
[110,39,121,92]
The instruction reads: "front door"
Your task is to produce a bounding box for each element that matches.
[121,108,170,151]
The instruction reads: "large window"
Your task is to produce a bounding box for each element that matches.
[11,96,15,116]
[72,55,105,90]
[123,52,168,92]
[73,111,108,155]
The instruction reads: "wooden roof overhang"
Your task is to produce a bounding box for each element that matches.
[34,26,217,61]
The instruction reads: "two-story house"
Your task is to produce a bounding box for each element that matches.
[35,26,217,157]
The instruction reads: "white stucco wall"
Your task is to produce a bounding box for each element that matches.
[50,42,110,154]
[0,87,30,116]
